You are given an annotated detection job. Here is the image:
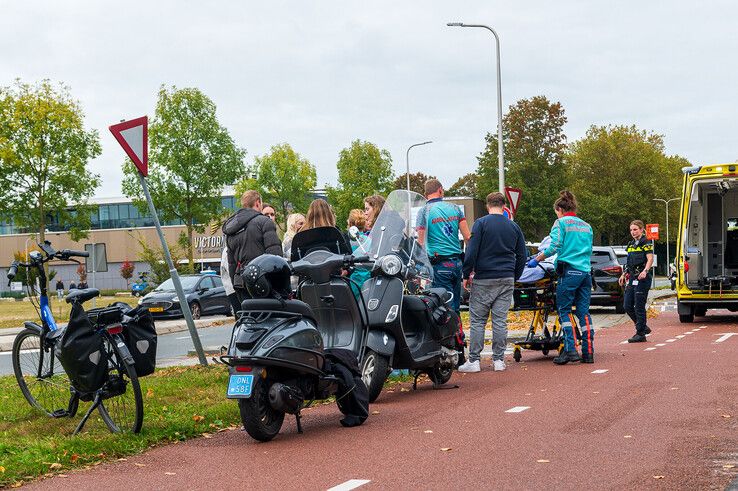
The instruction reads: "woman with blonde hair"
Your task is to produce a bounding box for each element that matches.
[301,199,336,231]
[282,213,305,258]
[363,195,385,232]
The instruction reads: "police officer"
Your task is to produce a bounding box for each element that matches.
[620,220,654,342]
[528,191,595,364]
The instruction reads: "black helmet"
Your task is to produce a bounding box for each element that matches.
[242,254,292,299]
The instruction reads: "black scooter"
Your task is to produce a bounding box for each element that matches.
[357,190,465,402]
[222,252,369,442]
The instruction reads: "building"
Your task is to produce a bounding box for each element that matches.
[0,191,485,293]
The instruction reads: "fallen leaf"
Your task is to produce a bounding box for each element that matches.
[58,474,68,478]
[192,415,205,422]
[371,410,380,415]
[670,387,679,390]
[592,391,600,394]
[721,414,731,418]
[537,459,550,463]
[653,476,665,480]
[10,482,23,488]
[400,388,410,392]
[424,430,434,434]
[723,464,735,469]
[70,454,79,463]
[0,466,5,473]
[525,393,532,396]
[440,448,452,452]
[146,388,154,397]
[49,463,63,470]
[624,435,633,439]
[165,472,176,476]
[202,433,213,439]
[117,458,127,462]
[134,463,146,467]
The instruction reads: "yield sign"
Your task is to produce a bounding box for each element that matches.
[109,116,148,176]
[504,187,522,216]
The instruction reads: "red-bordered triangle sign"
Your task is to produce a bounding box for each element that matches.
[504,186,522,216]
[109,116,148,176]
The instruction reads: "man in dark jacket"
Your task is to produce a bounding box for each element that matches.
[222,190,282,301]
[458,192,527,373]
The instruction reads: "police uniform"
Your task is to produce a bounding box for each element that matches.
[624,236,653,336]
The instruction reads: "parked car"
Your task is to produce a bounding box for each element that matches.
[138,274,231,319]
[591,246,625,313]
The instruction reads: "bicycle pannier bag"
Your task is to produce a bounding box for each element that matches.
[58,303,108,394]
[123,306,157,377]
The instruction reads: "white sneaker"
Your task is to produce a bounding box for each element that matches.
[493,360,506,372]
[457,360,481,373]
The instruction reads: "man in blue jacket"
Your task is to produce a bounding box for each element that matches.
[458,192,527,373]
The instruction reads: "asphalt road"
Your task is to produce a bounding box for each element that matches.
[24,309,738,490]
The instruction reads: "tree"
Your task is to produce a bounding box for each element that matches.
[393,172,437,195]
[122,85,246,272]
[137,235,187,286]
[120,260,135,287]
[0,80,101,246]
[326,140,395,225]
[235,143,316,229]
[567,125,688,244]
[477,96,568,239]
[447,173,480,198]
[76,264,87,284]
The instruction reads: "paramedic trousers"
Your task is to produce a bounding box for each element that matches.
[623,273,651,335]
[557,267,594,355]
[468,278,514,362]
[432,257,462,313]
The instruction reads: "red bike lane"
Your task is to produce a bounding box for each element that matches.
[26,312,738,490]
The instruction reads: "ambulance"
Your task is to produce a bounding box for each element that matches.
[675,162,738,322]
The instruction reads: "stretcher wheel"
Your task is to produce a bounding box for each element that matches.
[513,347,522,363]
[542,348,550,356]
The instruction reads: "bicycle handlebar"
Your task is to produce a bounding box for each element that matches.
[58,249,89,258]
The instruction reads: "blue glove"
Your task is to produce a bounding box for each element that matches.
[527,258,539,268]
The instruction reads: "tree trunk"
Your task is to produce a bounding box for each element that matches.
[187,223,195,273]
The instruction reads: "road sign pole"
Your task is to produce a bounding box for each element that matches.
[138,174,208,366]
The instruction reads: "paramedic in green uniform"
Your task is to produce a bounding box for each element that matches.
[417,179,471,313]
[620,220,654,343]
[528,191,595,364]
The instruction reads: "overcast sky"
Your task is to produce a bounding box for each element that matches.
[2,1,737,198]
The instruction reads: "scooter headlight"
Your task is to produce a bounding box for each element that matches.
[379,255,403,276]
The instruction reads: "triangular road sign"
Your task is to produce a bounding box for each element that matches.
[109,116,148,176]
[504,187,522,216]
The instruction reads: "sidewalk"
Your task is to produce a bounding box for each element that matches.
[0,315,231,352]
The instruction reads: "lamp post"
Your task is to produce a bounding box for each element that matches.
[652,197,681,275]
[447,22,505,193]
[405,141,433,193]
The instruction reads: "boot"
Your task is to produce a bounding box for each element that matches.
[628,334,647,343]
[581,353,594,363]
[553,350,581,365]
[644,326,652,335]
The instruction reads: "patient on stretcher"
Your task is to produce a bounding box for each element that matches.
[517,236,556,285]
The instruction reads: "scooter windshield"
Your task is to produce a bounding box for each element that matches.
[368,190,434,284]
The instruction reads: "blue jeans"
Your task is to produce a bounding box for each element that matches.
[556,268,594,355]
[432,258,462,313]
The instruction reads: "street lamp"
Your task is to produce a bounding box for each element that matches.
[405,141,433,193]
[652,197,681,274]
[447,22,506,193]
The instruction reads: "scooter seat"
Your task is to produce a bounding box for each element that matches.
[240,298,317,324]
[65,288,100,304]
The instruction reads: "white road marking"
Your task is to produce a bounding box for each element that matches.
[505,406,531,413]
[699,326,707,329]
[591,369,609,374]
[714,333,738,343]
[644,347,657,351]
[666,339,676,343]
[676,335,685,339]
[175,336,191,340]
[655,343,666,347]
[619,340,629,345]
[684,332,693,335]
[0,348,37,356]
[327,480,371,491]
[690,329,700,333]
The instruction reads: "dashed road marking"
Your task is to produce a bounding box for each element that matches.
[655,343,666,347]
[619,340,628,345]
[591,369,609,374]
[684,332,693,335]
[714,333,738,343]
[505,406,531,413]
[699,326,707,329]
[327,479,371,491]
[644,347,657,351]
[676,335,685,339]
[666,339,676,342]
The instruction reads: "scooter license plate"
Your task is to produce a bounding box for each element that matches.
[227,374,254,398]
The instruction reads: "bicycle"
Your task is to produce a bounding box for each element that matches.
[8,241,144,434]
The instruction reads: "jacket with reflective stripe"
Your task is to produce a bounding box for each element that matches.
[543,215,593,272]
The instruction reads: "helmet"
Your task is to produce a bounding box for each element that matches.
[242,254,292,299]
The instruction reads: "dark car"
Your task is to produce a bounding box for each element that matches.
[139,274,231,319]
[590,246,625,313]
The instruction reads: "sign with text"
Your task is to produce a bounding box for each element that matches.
[646,223,660,241]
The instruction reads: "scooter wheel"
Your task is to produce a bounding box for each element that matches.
[542,348,550,356]
[238,378,284,442]
[361,350,389,403]
[427,364,453,386]
[513,348,522,363]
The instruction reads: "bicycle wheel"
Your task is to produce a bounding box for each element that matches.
[97,337,143,433]
[12,328,71,416]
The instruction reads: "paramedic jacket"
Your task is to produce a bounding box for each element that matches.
[462,214,527,280]
[543,213,593,272]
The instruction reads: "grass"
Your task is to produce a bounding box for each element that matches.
[0,296,139,330]
[0,365,241,487]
